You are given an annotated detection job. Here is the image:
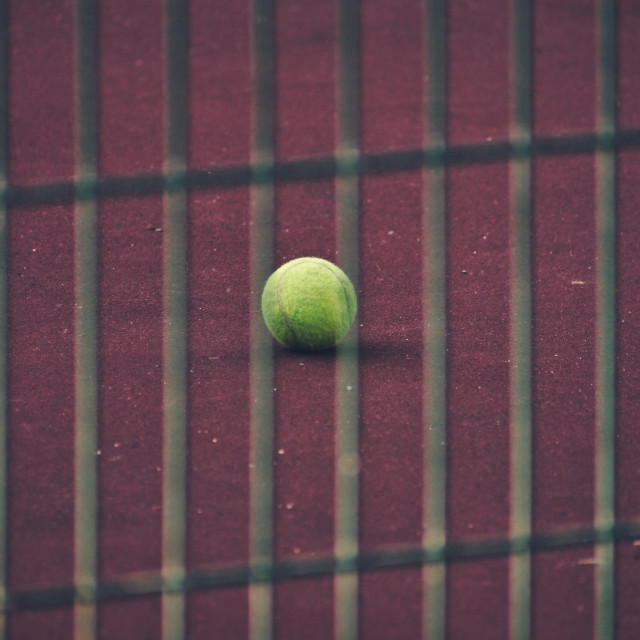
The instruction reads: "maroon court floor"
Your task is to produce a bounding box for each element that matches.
[3,0,640,639]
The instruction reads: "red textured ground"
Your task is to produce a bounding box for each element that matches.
[4,0,640,639]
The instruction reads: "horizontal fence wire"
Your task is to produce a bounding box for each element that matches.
[2,128,640,208]
[2,519,639,614]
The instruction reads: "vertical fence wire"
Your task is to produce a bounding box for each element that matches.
[508,0,533,638]
[422,0,447,637]
[249,0,275,638]
[73,0,99,638]
[162,0,189,638]
[594,0,616,638]
[334,0,360,638]
[0,0,8,636]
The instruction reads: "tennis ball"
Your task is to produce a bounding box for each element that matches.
[261,257,357,351]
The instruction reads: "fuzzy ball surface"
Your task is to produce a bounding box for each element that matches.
[261,257,357,350]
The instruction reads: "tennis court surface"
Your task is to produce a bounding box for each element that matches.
[1,0,640,638]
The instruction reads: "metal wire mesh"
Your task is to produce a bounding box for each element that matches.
[0,0,636,639]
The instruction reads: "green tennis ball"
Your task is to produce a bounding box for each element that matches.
[261,257,357,351]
